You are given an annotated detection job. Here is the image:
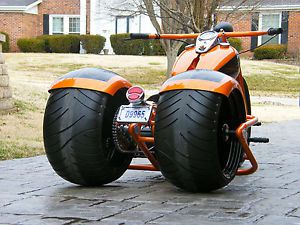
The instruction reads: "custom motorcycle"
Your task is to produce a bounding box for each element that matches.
[43,22,282,192]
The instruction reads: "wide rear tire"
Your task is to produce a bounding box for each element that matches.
[43,88,132,186]
[155,90,245,192]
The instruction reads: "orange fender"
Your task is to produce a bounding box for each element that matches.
[49,68,132,96]
[160,69,243,98]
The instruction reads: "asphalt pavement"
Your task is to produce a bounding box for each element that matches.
[0,120,300,225]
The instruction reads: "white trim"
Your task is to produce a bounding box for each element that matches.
[25,0,42,11]
[49,14,80,35]
[258,12,282,45]
[25,5,38,14]
[0,6,27,11]
[80,0,87,35]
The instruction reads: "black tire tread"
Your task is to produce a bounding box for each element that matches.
[155,90,241,192]
[44,88,131,186]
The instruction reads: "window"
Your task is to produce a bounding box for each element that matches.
[69,17,80,34]
[52,17,63,34]
[50,15,80,35]
[115,16,133,34]
[259,13,281,45]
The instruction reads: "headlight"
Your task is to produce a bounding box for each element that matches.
[196,31,218,53]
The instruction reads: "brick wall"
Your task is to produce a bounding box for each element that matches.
[0,13,38,52]
[39,0,80,14]
[0,0,91,52]
[218,11,300,56]
[37,0,81,36]
[217,12,252,52]
[287,11,300,56]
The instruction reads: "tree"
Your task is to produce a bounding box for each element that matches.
[111,0,260,77]
[139,0,223,77]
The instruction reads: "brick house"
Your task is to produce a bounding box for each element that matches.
[1,0,299,55]
[218,0,300,56]
[0,0,90,52]
[0,0,156,53]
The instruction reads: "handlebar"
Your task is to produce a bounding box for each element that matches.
[130,33,152,39]
[129,28,283,40]
[267,28,283,35]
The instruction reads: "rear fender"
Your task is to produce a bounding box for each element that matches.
[49,68,132,96]
[160,69,247,110]
[160,69,243,97]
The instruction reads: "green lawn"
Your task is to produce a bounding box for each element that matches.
[241,60,299,96]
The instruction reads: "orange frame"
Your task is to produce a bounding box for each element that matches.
[126,30,270,175]
[127,112,259,175]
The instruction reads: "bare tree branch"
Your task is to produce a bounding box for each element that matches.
[109,0,261,77]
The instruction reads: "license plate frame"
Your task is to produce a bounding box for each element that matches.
[117,105,153,123]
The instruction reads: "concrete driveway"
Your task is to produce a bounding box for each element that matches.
[0,120,300,225]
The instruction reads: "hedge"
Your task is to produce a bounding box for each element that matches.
[48,35,80,53]
[144,40,165,56]
[110,33,142,55]
[80,35,106,54]
[228,38,242,52]
[0,32,10,52]
[254,44,287,60]
[17,38,45,53]
[19,34,106,54]
[37,35,54,52]
[110,33,165,55]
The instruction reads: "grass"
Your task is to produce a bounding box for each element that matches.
[113,67,166,88]
[0,140,43,160]
[246,74,300,95]
[14,99,39,113]
[0,53,299,160]
[16,63,97,74]
[148,62,161,65]
[241,60,300,96]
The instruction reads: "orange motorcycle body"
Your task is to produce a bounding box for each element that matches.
[49,68,132,95]
[160,45,248,113]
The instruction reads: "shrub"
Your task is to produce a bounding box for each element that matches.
[48,35,80,53]
[17,38,45,53]
[37,35,55,53]
[110,33,165,55]
[0,32,10,52]
[254,44,287,60]
[80,35,106,54]
[228,38,242,52]
[144,40,165,56]
[110,33,143,55]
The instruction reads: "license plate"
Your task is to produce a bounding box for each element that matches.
[117,105,153,123]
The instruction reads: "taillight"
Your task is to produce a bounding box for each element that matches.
[126,86,145,104]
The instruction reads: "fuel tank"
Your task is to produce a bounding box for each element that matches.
[172,45,241,79]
